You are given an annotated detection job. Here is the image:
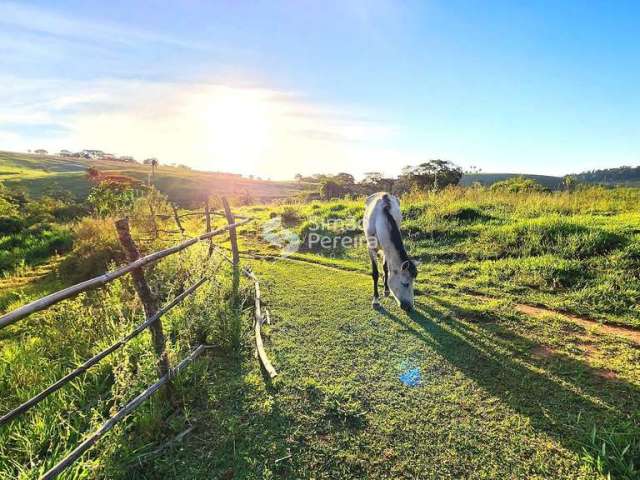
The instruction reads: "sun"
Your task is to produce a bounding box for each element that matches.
[192,86,275,172]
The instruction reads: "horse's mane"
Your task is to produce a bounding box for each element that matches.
[381,194,417,277]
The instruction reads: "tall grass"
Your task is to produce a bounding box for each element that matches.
[246,186,640,327]
[0,242,250,478]
[0,225,72,273]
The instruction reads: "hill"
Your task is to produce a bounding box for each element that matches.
[571,165,640,186]
[460,173,564,189]
[0,151,307,205]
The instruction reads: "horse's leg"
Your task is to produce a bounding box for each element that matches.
[368,249,380,308]
[382,256,390,297]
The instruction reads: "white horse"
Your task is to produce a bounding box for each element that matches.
[363,192,418,312]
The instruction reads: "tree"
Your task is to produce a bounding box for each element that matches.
[562,175,577,191]
[334,172,355,187]
[294,173,303,182]
[86,167,101,182]
[144,158,159,184]
[320,179,347,199]
[361,172,395,194]
[87,183,139,217]
[400,160,462,191]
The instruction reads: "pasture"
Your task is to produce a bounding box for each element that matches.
[0,185,639,479]
[0,151,306,204]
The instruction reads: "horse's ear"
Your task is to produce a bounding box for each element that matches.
[401,260,419,278]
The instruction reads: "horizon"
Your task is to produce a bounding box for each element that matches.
[7,148,627,181]
[1,1,638,180]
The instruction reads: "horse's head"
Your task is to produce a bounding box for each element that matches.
[388,259,418,312]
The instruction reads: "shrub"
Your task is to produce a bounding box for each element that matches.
[490,176,550,193]
[280,206,301,226]
[297,221,354,256]
[402,203,428,220]
[60,217,124,281]
[0,216,23,234]
[441,206,492,223]
[0,225,72,273]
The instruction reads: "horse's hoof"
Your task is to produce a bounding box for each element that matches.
[372,298,381,309]
[383,289,390,297]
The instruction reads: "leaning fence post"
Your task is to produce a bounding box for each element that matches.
[115,218,171,382]
[171,203,185,236]
[148,197,159,240]
[204,199,213,257]
[221,197,240,266]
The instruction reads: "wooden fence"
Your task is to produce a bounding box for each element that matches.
[0,198,276,479]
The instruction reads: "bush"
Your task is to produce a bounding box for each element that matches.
[0,216,24,234]
[490,176,550,193]
[52,204,89,221]
[441,206,492,223]
[0,225,72,273]
[280,206,301,226]
[60,217,124,281]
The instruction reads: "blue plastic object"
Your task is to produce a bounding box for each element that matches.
[399,367,421,387]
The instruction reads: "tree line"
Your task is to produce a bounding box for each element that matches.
[570,165,640,185]
[295,159,463,199]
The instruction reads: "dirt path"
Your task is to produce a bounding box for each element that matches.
[514,303,640,345]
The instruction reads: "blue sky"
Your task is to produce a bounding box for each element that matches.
[0,0,638,179]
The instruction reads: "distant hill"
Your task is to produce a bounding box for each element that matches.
[0,151,308,205]
[460,173,564,190]
[570,165,640,186]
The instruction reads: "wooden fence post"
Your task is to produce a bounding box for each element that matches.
[221,197,241,316]
[221,197,240,266]
[171,203,185,236]
[148,198,159,240]
[115,218,171,381]
[204,199,213,257]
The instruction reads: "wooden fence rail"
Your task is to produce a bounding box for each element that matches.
[0,217,251,329]
[40,344,211,480]
[0,199,278,479]
[0,277,207,427]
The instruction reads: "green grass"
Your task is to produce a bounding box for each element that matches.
[234,187,640,328]
[2,185,640,479]
[0,225,72,274]
[0,246,250,479]
[120,258,639,479]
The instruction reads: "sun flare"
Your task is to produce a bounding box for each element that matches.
[192,87,275,171]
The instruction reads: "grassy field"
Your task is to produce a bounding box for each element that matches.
[0,151,307,204]
[237,187,640,328]
[146,258,638,479]
[1,185,639,479]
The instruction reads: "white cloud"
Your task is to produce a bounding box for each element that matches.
[0,78,416,179]
[0,1,206,50]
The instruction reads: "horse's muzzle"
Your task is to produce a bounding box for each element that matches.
[400,301,413,312]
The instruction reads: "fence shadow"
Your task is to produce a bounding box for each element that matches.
[124,350,299,480]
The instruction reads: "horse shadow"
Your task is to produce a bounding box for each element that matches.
[376,298,640,457]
